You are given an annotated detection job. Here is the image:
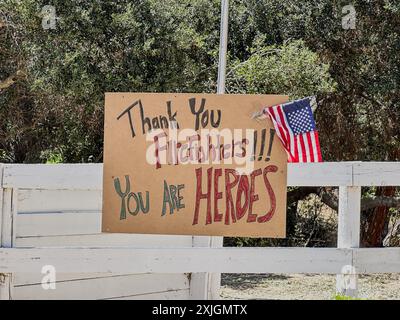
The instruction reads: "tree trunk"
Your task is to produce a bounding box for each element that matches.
[362,186,396,247]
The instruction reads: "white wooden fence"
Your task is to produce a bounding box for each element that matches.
[0,162,399,300]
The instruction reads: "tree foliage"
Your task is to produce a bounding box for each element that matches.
[226,40,336,98]
[2,0,399,163]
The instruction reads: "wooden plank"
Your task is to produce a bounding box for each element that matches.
[16,211,196,242]
[7,162,400,190]
[209,236,223,300]
[337,186,361,248]
[189,236,223,300]
[287,162,353,186]
[18,189,102,213]
[0,187,14,300]
[5,162,400,191]
[0,247,351,274]
[14,272,126,286]
[15,233,193,248]
[353,162,400,186]
[0,179,8,300]
[14,271,189,287]
[8,162,399,190]
[0,164,3,244]
[1,189,14,247]
[353,248,400,273]
[12,273,189,300]
[190,236,211,299]
[0,274,12,300]
[7,248,400,277]
[16,211,101,237]
[336,186,361,297]
[2,164,103,190]
[4,162,360,190]
[105,289,189,300]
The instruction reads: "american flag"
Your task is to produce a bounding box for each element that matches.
[261,97,322,163]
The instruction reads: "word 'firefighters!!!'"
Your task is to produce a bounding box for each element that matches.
[192,165,278,225]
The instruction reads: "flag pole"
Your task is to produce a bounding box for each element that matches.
[217,0,229,94]
[205,0,229,300]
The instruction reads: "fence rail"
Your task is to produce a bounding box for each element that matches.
[1,247,400,274]
[1,162,399,299]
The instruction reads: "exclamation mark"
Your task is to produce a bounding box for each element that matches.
[265,129,275,161]
[258,129,266,161]
[251,130,257,161]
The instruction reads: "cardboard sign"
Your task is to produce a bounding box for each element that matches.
[102,93,288,237]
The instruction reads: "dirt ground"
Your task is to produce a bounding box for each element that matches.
[220,273,400,300]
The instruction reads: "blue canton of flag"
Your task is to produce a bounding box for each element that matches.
[284,99,316,135]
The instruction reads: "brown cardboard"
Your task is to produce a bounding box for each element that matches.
[102,93,288,237]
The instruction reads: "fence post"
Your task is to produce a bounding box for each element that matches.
[208,236,223,299]
[189,236,223,299]
[0,164,16,300]
[336,185,361,297]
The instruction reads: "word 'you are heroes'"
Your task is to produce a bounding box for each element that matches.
[112,165,278,226]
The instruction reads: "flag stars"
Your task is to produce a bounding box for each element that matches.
[286,108,314,135]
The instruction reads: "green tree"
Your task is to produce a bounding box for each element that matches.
[226,40,336,98]
[0,0,222,162]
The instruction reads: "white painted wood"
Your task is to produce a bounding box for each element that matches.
[0,163,3,186]
[0,165,9,300]
[18,189,102,213]
[353,248,400,273]
[0,187,15,300]
[4,163,356,190]
[105,289,189,300]
[0,164,3,243]
[15,233,193,248]
[0,247,352,274]
[287,162,353,186]
[1,189,14,247]
[353,162,400,186]
[16,211,101,237]
[4,247,400,276]
[189,236,223,300]
[14,272,125,286]
[209,236,223,300]
[13,271,186,287]
[2,164,102,190]
[3,161,400,300]
[4,162,400,190]
[337,186,361,248]
[12,273,189,300]
[336,186,361,297]
[0,273,12,300]
[190,236,211,299]
[0,175,5,300]
[16,211,194,240]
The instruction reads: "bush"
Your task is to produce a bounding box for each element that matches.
[224,194,337,247]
